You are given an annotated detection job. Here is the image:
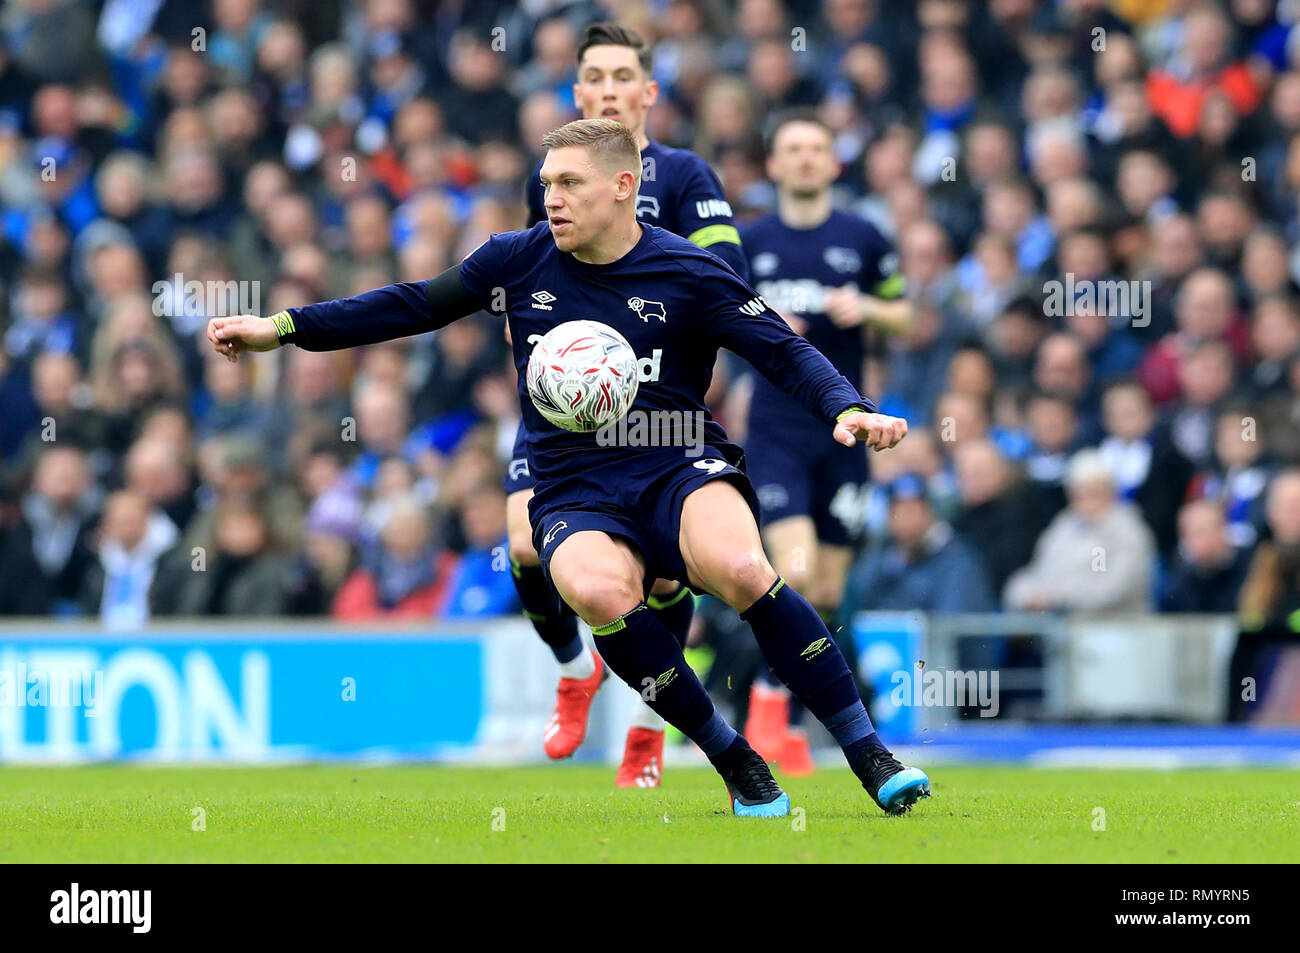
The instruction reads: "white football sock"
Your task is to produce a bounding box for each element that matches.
[629,698,666,731]
[558,644,596,680]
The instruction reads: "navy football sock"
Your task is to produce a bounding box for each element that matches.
[593,603,737,760]
[647,583,694,648]
[511,559,582,663]
[740,578,882,761]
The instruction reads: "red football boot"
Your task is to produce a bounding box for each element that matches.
[615,726,664,788]
[542,653,606,759]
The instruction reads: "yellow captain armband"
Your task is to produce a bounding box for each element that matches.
[872,273,906,299]
[687,224,741,248]
[268,310,296,340]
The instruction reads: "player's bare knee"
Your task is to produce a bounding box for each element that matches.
[562,572,640,624]
[719,550,778,607]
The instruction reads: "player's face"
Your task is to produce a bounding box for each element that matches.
[574,45,658,138]
[768,122,838,198]
[539,146,630,252]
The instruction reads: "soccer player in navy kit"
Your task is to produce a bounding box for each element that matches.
[740,113,912,773]
[207,119,930,816]
[510,23,750,787]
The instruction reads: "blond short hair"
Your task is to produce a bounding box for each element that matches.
[542,118,640,180]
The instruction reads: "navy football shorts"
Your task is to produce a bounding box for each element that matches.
[503,420,536,495]
[529,443,758,590]
[745,430,868,546]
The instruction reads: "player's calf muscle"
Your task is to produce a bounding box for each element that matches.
[811,545,852,609]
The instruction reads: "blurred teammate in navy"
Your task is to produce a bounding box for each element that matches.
[512,23,748,786]
[207,118,930,816]
[740,113,911,774]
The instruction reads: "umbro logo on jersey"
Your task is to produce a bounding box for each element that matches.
[636,195,661,219]
[695,199,733,218]
[628,296,667,322]
[738,296,768,316]
[531,290,556,311]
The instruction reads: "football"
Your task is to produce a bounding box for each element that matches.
[526,320,639,432]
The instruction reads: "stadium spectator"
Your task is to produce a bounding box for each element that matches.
[840,472,997,620]
[190,434,303,551]
[124,437,197,542]
[1167,337,1241,468]
[1145,3,1262,139]
[1004,449,1156,613]
[443,483,517,619]
[81,488,178,629]
[151,498,294,616]
[16,446,99,615]
[1139,267,1249,406]
[1185,405,1273,550]
[1022,391,1078,516]
[1161,499,1250,614]
[1095,378,1195,556]
[6,352,107,489]
[1261,352,1300,465]
[1245,295,1300,402]
[332,495,458,619]
[950,438,1052,597]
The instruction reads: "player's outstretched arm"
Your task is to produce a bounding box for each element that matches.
[208,264,488,361]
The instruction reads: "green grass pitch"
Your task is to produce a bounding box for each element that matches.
[2,764,1296,863]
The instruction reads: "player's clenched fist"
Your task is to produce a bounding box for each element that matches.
[207,315,282,362]
[833,411,908,451]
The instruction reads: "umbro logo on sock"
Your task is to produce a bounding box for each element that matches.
[654,668,678,691]
[801,638,830,660]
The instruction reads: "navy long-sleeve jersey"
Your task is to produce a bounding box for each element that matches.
[278,221,871,488]
[526,138,750,283]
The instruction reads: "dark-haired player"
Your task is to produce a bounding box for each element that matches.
[740,113,911,773]
[207,118,930,817]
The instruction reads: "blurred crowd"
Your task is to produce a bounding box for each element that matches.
[1,0,1299,649]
